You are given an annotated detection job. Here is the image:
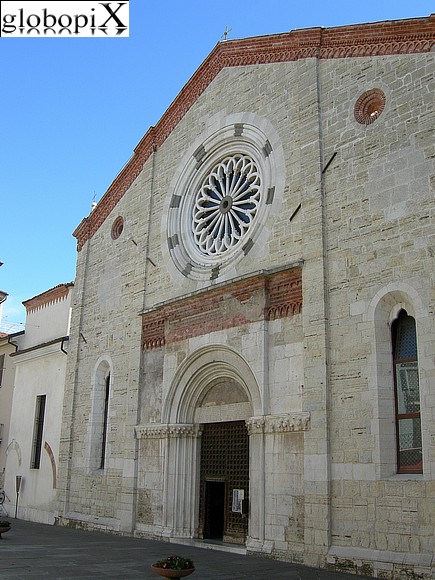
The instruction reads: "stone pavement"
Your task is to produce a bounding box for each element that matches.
[0,518,369,579]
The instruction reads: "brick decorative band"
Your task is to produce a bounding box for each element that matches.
[73,16,435,251]
[266,269,303,320]
[142,317,165,350]
[142,268,302,350]
[23,282,74,314]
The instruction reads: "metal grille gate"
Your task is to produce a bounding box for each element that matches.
[199,420,249,543]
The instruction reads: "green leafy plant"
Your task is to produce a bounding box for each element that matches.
[152,555,194,570]
[0,520,11,527]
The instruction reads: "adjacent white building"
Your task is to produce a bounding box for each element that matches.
[0,291,24,495]
[3,283,73,524]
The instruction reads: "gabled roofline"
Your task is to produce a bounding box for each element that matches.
[73,15,435,251]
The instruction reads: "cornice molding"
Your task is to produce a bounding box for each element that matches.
[135,413,311,438]
[135,423,202,439]
[73,16,435,250]
[10,336,69,361]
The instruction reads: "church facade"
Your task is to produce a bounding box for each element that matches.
[58,16,435,577]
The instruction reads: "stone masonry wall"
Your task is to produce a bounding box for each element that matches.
[320,52,434,575]
[59,27,434,577]
[58,157,155,532]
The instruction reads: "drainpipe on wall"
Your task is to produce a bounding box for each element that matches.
[60,337,69,355]
[7,332,24,352]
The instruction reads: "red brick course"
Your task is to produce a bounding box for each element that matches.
[266,270,303,320]
[142,268,302,349]
[74,16,435,250]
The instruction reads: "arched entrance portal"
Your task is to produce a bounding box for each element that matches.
[196,378,250,543]
[161,345,261,543]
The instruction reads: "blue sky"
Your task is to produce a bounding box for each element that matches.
[1,0,433,330]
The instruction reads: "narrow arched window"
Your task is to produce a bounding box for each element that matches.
[100,373,110,469]
[391,310,422,473]
[30,395,46,469]
[88,360,111,472]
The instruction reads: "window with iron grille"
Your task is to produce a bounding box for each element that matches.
[392,311,422,474]
[30,395,46,469]
[199,420,249,542]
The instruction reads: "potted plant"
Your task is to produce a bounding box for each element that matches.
[151,555,195,579]
[0,520,11,538]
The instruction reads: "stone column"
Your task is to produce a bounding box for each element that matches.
[135,423,202,538]
[163,424,202,538]
[245,416,266,551]
[165,424,201,538]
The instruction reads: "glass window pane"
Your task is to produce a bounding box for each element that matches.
[31,394,46,469]
[395,315,417,359]
[395,362,420,414]
[398,418,422,470]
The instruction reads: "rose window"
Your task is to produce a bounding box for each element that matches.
[167,119,283,281]
[192,154,261,256]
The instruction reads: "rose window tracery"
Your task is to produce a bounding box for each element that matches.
[166,118,284,281]
[192,154,261,256]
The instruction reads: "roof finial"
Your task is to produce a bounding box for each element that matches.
[221,26,232,41]
[91,192,97,212]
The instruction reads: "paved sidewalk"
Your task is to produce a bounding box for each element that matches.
[0,518,368,579]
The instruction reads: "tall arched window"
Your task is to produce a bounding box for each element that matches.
[391,310,422,473]
[88,359,112,472]
[100,373,110,469]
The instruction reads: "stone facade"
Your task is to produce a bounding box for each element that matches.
[58,16,434,577]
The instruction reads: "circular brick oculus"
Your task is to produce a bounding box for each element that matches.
[111,216,124,240]
[354,88,386,125]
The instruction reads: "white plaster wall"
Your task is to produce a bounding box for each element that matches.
[20,293,72,350]
[4,346,68,523]
[0,339,19,491]
[4,289,72,524]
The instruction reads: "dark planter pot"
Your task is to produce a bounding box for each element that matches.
[0,526,11,538]
[150,565,195,579]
